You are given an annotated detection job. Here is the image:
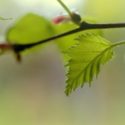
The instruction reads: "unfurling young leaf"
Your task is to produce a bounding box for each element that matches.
[65,33,113,96]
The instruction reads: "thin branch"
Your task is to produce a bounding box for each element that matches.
[12,21,125,53]
[57,0,72,17]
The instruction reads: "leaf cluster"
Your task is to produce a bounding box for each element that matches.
[0,0,125,95]
[5,13,115,95]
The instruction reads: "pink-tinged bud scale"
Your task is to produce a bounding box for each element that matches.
[52,15,67,24]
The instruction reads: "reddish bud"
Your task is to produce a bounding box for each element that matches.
[52,15,71,24]
[52,11,81,25]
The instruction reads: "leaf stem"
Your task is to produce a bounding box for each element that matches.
[111,40,125,48]
[57,0,73,18]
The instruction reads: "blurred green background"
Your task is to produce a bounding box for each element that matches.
[0,0,125,125]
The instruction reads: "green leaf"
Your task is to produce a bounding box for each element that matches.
[6,13,55,54]
[65,33,113,95]
[54,23,78,52]
[55,20,102,64]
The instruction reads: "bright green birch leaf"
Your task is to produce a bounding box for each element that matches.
[65,33,113,96]
[6,13,55,54]
[54,18,102,64]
